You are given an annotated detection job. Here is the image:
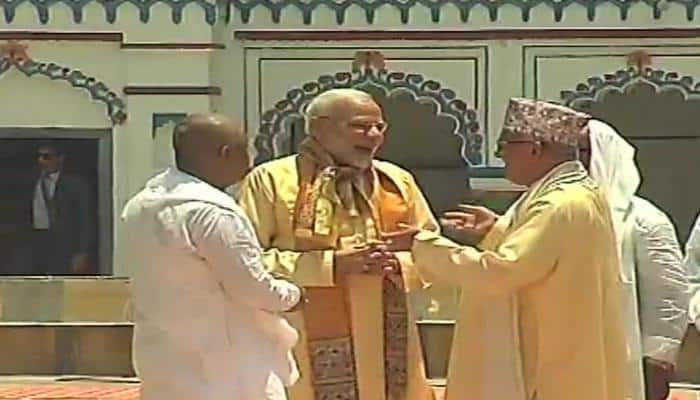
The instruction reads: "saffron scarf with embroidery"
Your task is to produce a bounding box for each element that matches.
[294,136,409,400]
[293,137,375,242]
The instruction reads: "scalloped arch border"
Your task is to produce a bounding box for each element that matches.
[2,0,700,25]
[560,66,700,109]
[256,68,483,166]
[1,0,216,24]
[230,0,691,25]
[0,57,127,125]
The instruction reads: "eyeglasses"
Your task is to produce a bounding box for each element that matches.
[314,116,389,134]
[346,120,388,133]
[494,139,539,158]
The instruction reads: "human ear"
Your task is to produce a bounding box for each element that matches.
[219,144,230,158]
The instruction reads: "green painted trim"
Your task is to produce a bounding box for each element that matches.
[1,0,216,24]
[0,57,127,125]
[470,167,505,178]
[231,0,689,24]
[1,0,698,25]
[152,113,187,139]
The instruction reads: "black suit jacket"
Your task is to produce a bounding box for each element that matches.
[27,172,94,256]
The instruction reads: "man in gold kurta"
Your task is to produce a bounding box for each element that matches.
[409,99,628,400]
[238,88,438,400]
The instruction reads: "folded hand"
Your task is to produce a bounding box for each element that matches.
[334,243,399,277]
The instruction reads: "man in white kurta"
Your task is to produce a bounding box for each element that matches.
[408,99,628,400]
[122,114,302,400]
[583,120,688,400]
[688,215,700,331]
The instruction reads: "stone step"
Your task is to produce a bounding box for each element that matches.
[0,322,453,379]
[0,278,130,322]
[1,278,700,386]
[0,322,449,378]
[1,321,700,391]
[0,323,134,377]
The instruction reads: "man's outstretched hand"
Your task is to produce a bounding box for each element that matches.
[441,204,498,242]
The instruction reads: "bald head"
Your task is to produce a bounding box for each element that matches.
[173,113,244,165]
[173,113,250,188]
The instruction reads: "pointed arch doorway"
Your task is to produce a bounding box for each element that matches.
[255,52,484,216]
[561,66,700,241]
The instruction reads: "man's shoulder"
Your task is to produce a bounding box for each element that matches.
[538,179,605,215]
[631,196,675,232]
[251,155,297,173]
[124,195,245,227]
[373,159,416,184]
[247,155,298,181]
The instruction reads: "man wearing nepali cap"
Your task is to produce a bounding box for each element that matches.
[395,98,628,400]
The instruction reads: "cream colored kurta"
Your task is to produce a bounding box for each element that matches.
[413,161,628,400]
[238,155,438,400]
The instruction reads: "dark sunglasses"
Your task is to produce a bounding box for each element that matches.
[38,152,57,160]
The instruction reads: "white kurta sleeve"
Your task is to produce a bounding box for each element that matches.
[188,205,302,313]
[634,209,689,364]
[685,214,700,329]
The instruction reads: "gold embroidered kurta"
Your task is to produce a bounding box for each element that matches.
[238,155,438,400]
[412,161,628,400]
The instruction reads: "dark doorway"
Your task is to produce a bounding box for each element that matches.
[0,130,111,275]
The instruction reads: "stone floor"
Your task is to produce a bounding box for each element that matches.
[0,378,697,399]
[0,377,138,400]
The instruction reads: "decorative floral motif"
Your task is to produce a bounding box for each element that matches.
[0,55,127,125]
[0,41,30,63]
[308,337,358,400]
[502,97,590,147]
[256,67,482,165]
[560,67,700,110]
[314,382,358,400]
[383,278,408,399]
[626,50,653,71]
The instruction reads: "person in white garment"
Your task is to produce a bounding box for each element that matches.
[580,119,689,400]
[686,215,700,330]
[121,113,303,400]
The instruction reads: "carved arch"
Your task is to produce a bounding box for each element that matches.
[0,56,127,125]
[256,67,483,165]
[560,67,700,109]
[559,66,700,242]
